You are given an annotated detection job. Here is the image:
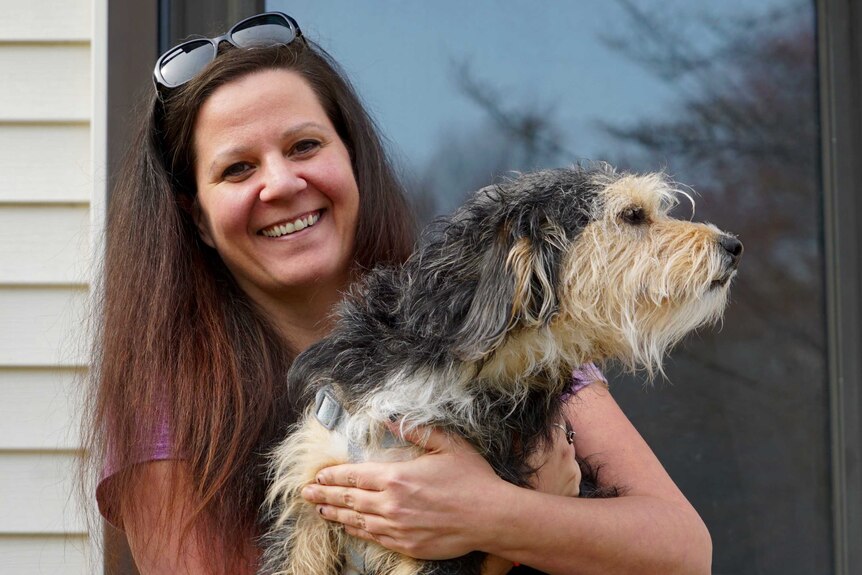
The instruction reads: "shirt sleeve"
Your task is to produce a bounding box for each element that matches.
[563,362,608,399]
[96,416,177,529]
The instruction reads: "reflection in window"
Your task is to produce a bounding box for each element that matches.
[269,1,825,573]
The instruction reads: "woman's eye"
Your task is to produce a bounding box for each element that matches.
[222,162,253,180]
[292,139,321,156]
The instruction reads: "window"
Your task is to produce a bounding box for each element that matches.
[104,0,861,572]
[267,1,836,573]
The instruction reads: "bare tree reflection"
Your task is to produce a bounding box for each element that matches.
[409,61,573,223]
[598,2,824,391]
[599,3,828,574]
[409,1,827,573]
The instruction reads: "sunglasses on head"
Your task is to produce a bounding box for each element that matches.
[153,11,302,94]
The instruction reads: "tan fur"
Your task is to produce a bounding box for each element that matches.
[264,416,348,575]
[556,175,730,375]
[266,414,427,575]
[508,237,537,323]
[507,233,562,326]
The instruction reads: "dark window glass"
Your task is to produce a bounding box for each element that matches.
[270,1,825,573]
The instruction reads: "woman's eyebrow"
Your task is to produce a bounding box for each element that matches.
[280,121,329,139]
[206,121,331,176]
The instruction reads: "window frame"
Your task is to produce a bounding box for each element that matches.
[819,0,862,573]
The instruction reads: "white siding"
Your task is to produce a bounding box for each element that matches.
[0,287,88,367]
[0,369,83,450]
[0,453,85,534]
[0,45,91,122]
[0,536,89,575]
[0,0,91,41]
[0,206,91,285]
[0,125,91,203]
[1,0,104,572]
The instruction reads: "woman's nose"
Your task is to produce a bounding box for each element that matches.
[258,158,306,202]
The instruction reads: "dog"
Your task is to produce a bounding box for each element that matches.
[259,164,742,575]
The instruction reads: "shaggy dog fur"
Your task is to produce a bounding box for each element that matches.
[259,164,742,575]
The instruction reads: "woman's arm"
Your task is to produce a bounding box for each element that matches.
[123,461,258,575]
[482,384,712,574]
[302,385,712,574]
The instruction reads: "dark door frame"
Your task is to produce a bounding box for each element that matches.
[819,0,862,573]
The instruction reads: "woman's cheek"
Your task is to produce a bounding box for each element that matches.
[528,438,581,498]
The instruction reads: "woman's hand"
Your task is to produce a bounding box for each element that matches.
[300,425,508,560]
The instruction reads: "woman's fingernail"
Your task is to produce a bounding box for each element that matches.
[316,474,327,485]
[317,505,325,516]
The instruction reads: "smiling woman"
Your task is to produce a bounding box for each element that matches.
[192,69,360,346]
[84,33,416,575]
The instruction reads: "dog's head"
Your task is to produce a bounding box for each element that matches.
[443,164,741,376]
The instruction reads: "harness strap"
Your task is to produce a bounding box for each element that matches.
[313,386,368,462]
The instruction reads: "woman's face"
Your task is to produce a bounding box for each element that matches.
[529,417,582,497]
[193,68,359,309]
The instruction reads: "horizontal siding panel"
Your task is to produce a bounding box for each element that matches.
[0,369,83,450]
[0,0,91,41]
[0,287,88,367]
[0,124,91,203]
[1,45,90,121]
[0,206,91,284]
[0,453,85,534]
[0,535,89,575]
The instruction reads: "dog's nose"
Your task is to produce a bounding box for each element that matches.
[718,235,743,267]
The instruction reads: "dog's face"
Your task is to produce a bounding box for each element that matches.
[450,165,741,377]
[556,171,741,374]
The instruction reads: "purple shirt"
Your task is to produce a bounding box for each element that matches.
[96,416,174,527]
[96,363,605,526]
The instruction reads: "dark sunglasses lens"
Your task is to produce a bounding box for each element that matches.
[231,14,296,47]
[159,40,215,87]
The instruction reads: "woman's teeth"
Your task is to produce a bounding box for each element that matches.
[262,212,320,238]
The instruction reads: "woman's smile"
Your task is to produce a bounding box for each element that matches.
[260,209,323,238]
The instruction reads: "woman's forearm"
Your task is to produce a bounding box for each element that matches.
[478,477,712,575]
[305,387,712,573]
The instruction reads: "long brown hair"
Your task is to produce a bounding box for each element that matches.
[83,39,416,567]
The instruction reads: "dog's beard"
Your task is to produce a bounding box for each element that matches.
[625,285,729,376]
[557,221,734,377]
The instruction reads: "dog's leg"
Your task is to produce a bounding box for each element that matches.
[262,416,350,575]
[416,553,486,575]
[361,546,485,575]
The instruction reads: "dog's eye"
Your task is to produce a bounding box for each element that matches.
[620,207,647,225]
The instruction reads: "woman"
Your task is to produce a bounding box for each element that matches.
[84,12,711,575]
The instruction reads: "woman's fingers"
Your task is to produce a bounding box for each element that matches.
[317,503,379,532]
[387,421,470,454]
[301,483,386,517]
[313,462,386,491]
[343,524,381,544]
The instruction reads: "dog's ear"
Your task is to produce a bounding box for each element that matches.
[453,216,565,362]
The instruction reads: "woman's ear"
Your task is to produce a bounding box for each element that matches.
[191,201,216,248]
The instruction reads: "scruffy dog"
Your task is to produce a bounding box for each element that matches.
[260,164,742,575]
